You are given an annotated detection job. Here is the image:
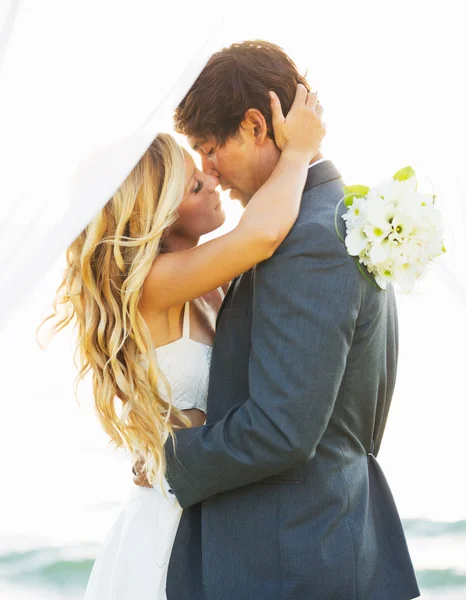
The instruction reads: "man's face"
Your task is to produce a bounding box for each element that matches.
[188,134,260,206]
[188,111,281,207]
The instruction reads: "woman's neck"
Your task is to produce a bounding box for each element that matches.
[161,232,200,253]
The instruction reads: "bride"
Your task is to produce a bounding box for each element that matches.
[42,86,324,598]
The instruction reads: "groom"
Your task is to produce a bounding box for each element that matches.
[163,41,420,599]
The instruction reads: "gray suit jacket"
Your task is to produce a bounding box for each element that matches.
[165,161,420,600]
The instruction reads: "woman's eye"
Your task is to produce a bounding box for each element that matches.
[194,179,204,194]
[206,148,215,158]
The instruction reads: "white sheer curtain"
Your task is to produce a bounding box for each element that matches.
[0,0,225,326]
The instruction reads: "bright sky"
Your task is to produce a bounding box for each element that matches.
[0,1,465,555]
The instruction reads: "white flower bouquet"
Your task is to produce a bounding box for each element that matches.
[336,166,446,291]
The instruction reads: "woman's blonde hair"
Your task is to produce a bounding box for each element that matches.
[38,133,191,486]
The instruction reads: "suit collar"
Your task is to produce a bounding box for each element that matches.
[304,160,342,193]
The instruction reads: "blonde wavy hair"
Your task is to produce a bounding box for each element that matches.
[38,133,191,486]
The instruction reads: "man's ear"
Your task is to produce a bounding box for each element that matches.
[240,109,268,145]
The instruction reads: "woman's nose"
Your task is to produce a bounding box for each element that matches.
[207,172,220,189]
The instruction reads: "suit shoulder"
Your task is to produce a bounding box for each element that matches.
[282,178,348,256]
[300,176,346,228]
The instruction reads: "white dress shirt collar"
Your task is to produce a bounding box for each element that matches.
[308,157,328,169]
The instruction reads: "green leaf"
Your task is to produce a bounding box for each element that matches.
[354,258,382,290]
[343,184,370,207]
[334,197,346,242]
[393,166,416,182]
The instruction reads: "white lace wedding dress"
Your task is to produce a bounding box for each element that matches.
[85,290,223,599]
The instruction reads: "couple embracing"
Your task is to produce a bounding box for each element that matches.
[47,40,419,599]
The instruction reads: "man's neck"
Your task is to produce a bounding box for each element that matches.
[309,151,323,166]
[241,149,326,209]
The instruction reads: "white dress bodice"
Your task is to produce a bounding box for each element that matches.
[154,287,224,413]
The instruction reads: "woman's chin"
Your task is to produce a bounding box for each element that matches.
[202,212,227,237]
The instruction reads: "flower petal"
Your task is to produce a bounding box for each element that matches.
[374,274,388,290]
[370,241,391,264]
[394,265,418,292]
[345,228,367,256]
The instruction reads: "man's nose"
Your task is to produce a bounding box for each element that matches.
[200,154,219,177]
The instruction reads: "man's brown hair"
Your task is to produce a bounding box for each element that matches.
[174,40,310,146]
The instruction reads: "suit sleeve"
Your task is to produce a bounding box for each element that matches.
[164,217,362,508]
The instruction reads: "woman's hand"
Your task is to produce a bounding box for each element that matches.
[270,84,325,158]
[132,409,205,488]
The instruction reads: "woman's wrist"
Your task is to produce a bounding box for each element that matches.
[280,145,314,165]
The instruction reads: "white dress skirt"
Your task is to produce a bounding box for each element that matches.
[85,483,182,600]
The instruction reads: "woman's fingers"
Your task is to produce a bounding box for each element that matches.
[315,100,324,118]
[269,90,285,129]
[291,83,308,109]
[305,91,318,110]
[270,85,325,152]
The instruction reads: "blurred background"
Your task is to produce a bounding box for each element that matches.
[1,0,465,598]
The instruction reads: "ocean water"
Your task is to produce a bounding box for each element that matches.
[0,517,465,599]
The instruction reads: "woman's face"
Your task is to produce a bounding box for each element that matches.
[172,150,225,240]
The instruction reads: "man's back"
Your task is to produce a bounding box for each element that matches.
[167,161,419,599]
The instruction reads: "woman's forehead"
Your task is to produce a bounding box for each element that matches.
[182,148,195,169]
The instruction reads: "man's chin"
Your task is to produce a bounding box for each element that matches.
[229,188,251,207]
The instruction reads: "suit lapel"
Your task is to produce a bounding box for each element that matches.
[216,275,240,328]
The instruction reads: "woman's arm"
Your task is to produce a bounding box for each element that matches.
[143,86,324,311]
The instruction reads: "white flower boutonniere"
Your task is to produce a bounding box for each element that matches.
[335,167,446,291]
